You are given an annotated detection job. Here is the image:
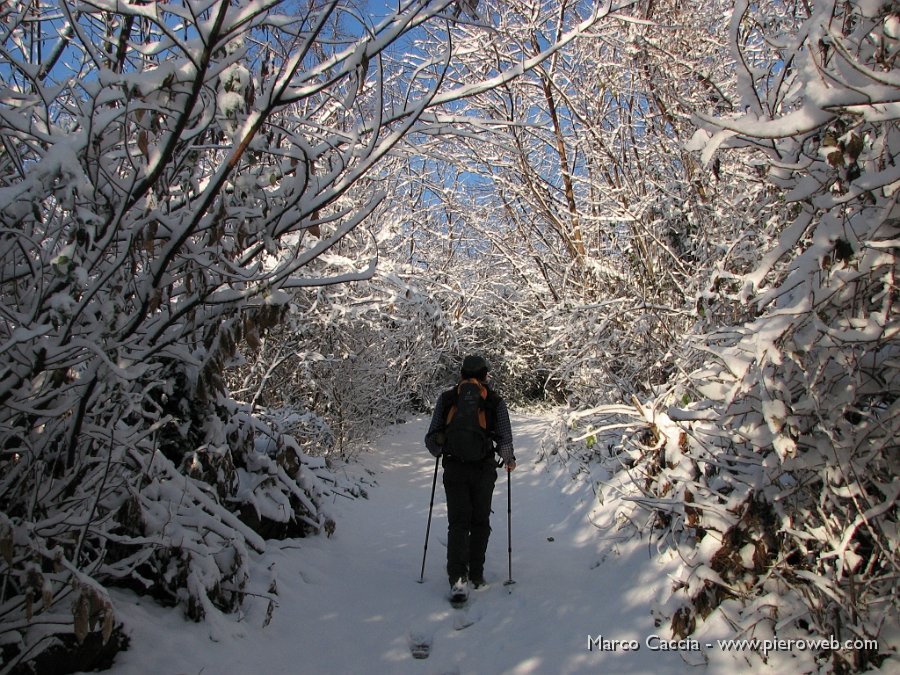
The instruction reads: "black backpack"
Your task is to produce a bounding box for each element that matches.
[443,379,494,462]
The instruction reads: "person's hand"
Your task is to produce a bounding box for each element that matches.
[506,462,516,472]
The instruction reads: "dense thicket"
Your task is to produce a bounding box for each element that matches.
[488,1,897,671]
[388,0,762,404]
[0,0,618,672]
[622,3,899,671]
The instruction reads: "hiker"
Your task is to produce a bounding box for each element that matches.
[424,355,516,600]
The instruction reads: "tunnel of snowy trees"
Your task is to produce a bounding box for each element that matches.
[0,0,896,672]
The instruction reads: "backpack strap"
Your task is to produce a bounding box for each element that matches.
[482,387,500,440]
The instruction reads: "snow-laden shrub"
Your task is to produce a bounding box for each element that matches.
[0,0,467,668]
[603,2,899,671]
[0,342,335,671]
[226,254,458,456]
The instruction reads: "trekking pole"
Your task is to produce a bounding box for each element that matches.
[503,467,515,589]
[418,455,440,583]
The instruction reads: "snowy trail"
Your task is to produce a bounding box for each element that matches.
[100,414,752,675]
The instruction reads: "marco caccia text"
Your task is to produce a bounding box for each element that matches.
[587,635,702,652]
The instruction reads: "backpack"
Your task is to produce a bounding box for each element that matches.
[443,379,494,462]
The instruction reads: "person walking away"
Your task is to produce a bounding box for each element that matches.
[424,355,516,604]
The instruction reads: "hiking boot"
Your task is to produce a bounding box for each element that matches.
[471,576,487,589]
[449,578,468,606]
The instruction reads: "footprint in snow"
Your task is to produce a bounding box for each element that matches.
[453,603,484,630]
[407,629,433,659]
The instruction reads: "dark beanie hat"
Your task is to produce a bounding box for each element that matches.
[461,355,490,380]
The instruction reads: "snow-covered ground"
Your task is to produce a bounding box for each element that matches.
[93,414,858,674]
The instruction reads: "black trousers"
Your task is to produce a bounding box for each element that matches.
[442,458,497,584]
